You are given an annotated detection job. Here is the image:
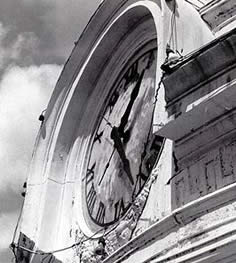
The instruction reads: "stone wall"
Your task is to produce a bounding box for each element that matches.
[172,135,236,209]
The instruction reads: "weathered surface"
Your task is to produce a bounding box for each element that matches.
[201,0,236,34]
[172,137,236,209]
[18,0,236,263]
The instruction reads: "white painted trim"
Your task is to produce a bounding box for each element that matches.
[103,182,236,262]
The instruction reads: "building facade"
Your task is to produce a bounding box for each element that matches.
[15,0,236,262]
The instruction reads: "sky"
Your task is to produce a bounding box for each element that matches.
[0,1,100,262]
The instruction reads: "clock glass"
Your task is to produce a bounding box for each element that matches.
[83,46,164,227]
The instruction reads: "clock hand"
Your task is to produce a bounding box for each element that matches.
[122,96,145,144]
[118,69,145,136]
[110,126,134,185]
[98,148,115,186]
[133,118,153,198]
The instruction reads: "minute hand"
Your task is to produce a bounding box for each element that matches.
[118,69,145,135]
[111,127,134,185]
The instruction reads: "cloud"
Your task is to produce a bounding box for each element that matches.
[0,22,10,68]
[0,212,20,262]
[0,22,40,72]
[0,64,62,196]
[0,186,22,214]
[0,63,62,261]
[9,32,39,64]
[0,0,101,66]
[0,1,101,262]
[0,248,13,263]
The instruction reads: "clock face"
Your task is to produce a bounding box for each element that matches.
[83,47,164,227]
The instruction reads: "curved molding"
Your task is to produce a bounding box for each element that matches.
[19,1,216,262]
[103,182,236,263]
[200,0,236,33]
[25,0,165,254]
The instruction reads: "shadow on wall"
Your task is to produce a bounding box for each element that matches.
[15,232,62,263]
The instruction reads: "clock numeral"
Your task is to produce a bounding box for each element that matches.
[114,199,125,221]
[87,183,97,214]
[108,90,119,114]
[86,162,96,185]
[94,131,104,144]
[96,201,106,224]
[125,61,139,85]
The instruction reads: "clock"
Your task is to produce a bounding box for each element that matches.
[81,43,164,229]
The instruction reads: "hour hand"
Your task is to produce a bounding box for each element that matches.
[110,127,134,185]
[118,69,145,136]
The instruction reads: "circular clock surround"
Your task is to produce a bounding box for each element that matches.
[17,0,217,259]
[82,44,164,228]
[35,3,164,240]
[72,16,160,234]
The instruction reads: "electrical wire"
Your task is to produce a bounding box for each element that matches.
[168,0,204,57]
[10,81,166,263]
[10,109,45,261]
[10,244,18,263]
[103,68,166,239]
[168,0,177,50]
[10,107,51,262]
[11,200,25,246]
[10,182,29,263]
[11,227,105,258]
[10,19,171,260]
[10,79,163,261]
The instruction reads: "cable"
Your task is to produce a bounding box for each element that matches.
[167,0,184,58]
[10,226,105,260]
[10,71,165,262]
[10,106,50,262]
[9,243,17,263]
[168,0,177,50]
[11,200,25,246]
[103,71,166,239]
[10,182,28,263]
[10,111,44,260]
[10,39,170,263]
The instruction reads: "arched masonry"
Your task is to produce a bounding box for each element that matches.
[16,1,216,263]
